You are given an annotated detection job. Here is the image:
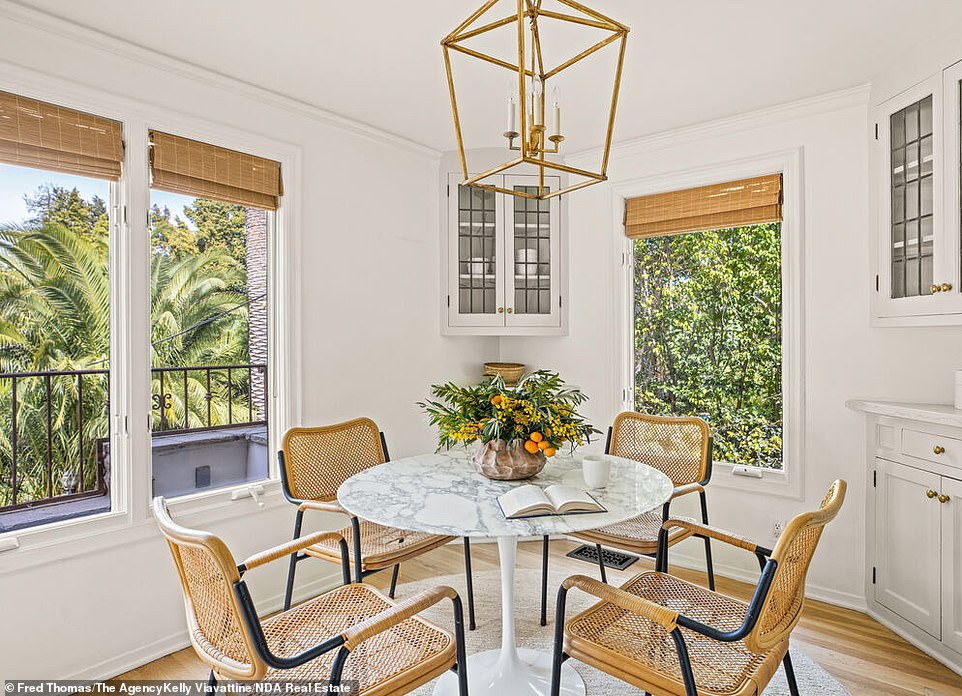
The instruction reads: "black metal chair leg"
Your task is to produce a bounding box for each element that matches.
[284,509,304,610]
[783,650,800,696]
[207,670,217,690]
[700,491,716,591]
[550,585,571,696]
[595,544,608,583]
[388,563,400,598]
[451,594,469,696]
[350,516,363,583]
[540,535,550,626]
[463,537,476,631]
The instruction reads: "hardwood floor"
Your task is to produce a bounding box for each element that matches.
[115,539,962,695]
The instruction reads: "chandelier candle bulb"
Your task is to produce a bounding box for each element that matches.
[553,98,561,138]
[507,95,518,135]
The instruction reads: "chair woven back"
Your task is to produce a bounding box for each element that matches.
[281,418,387,502]
[152,497,265,681]
[608,412,710,486]
[746,480,847,653]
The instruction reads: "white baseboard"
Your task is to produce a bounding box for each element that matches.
[665,549,868,612]
[66,574,343,681]
[869,604,962,679]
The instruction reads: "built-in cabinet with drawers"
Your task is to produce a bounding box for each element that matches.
[873,61,962,324]
[849,401,962,671]
[443,172,565,335]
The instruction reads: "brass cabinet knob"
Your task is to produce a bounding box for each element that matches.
[942,283,954,292]
[927,489,938,498]
[931,284,942,294]
[497,307,504,313]
[934,445,946,455]
[939,494,951,504]
[507,308,514,314]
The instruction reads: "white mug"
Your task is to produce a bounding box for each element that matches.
[470,257,487,276]
[582,455,611,489]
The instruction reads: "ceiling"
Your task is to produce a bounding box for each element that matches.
[12,0,962,153]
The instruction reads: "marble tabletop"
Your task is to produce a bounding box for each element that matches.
[337,449,674,538]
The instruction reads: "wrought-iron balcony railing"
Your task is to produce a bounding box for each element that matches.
[0,363,267,514]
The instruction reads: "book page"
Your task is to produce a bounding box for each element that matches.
[498,484,553,518]
[543,485,603,514]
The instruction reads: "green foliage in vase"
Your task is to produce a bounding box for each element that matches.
[418,370,599,455]
[633,223,783,469]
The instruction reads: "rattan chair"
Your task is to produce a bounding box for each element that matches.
[550,480,847,696]
[540,412,715,625]
[279,417,476,629]
[153,497,468,693]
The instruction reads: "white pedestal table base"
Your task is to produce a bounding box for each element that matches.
[433,536,585,696]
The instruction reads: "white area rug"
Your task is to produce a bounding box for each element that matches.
[406,569,849,695]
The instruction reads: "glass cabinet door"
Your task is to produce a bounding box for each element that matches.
[447,174,505,327]
[889,94,935,298]
[941,61,962,313]
[876,74,947,319]
[504,174,561,328]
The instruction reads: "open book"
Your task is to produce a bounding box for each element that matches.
[497,484,606,519]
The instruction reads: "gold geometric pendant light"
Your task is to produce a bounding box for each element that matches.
[442,0,629,200]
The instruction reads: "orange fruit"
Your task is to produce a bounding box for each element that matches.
[544,447,557,457]
[537,440,550,450]
[530,432,543,443]
[524,440,539,454]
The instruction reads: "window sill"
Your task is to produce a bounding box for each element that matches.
[710,462,802,500]
[0,478,285,576]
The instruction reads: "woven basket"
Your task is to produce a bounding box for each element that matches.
[483,362,525,386]
[471,439,546,480]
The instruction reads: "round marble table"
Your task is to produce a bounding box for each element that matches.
[337,450,673,696]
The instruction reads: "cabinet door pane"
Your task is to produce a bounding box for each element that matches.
[942,476,962,654]
[457,185,497,314]
[891,95,934,298]
[875,458,942,637]
[512,185,551,314]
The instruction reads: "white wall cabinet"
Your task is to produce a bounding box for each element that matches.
[873,62,962,324]
[849,400,962,675]
[443,173,565,335]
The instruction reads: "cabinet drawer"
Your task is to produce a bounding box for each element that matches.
[901,428,962,469]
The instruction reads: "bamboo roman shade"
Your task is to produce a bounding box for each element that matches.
[149,131,283,210]
[0,90,124,180]
[624,174,783,238]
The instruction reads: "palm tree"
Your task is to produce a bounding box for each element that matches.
[150,239,252,431]
[0,222,255,507]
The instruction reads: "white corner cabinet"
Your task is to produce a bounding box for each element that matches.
[442,172,566,336]
[848,400,962,675]
[872,61,962,325]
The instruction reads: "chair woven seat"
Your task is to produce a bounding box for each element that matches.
[565,572,786,696]
[571,512,696,555]
[305,520,455,571]
[262,583,455,691]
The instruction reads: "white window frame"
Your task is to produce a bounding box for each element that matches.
[611,148,805,499]
[0,63,303,569]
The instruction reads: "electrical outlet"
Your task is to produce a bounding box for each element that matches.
[772,519,787,540]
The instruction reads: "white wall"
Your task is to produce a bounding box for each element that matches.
[499,88,962,608]
[0,7,492,680]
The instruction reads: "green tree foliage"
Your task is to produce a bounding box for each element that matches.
[633,223,783,469]
[183,199,247,267]
[24,184,108,242]
[0,186,256,507]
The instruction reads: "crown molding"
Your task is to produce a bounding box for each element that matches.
[569,83,871,166]
[0,0,442,160]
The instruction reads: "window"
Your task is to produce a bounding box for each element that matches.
[148,131,280,498]
[625,175,784,470]
[0,91,122,530]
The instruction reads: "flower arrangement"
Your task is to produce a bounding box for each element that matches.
[418,370,599,457]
